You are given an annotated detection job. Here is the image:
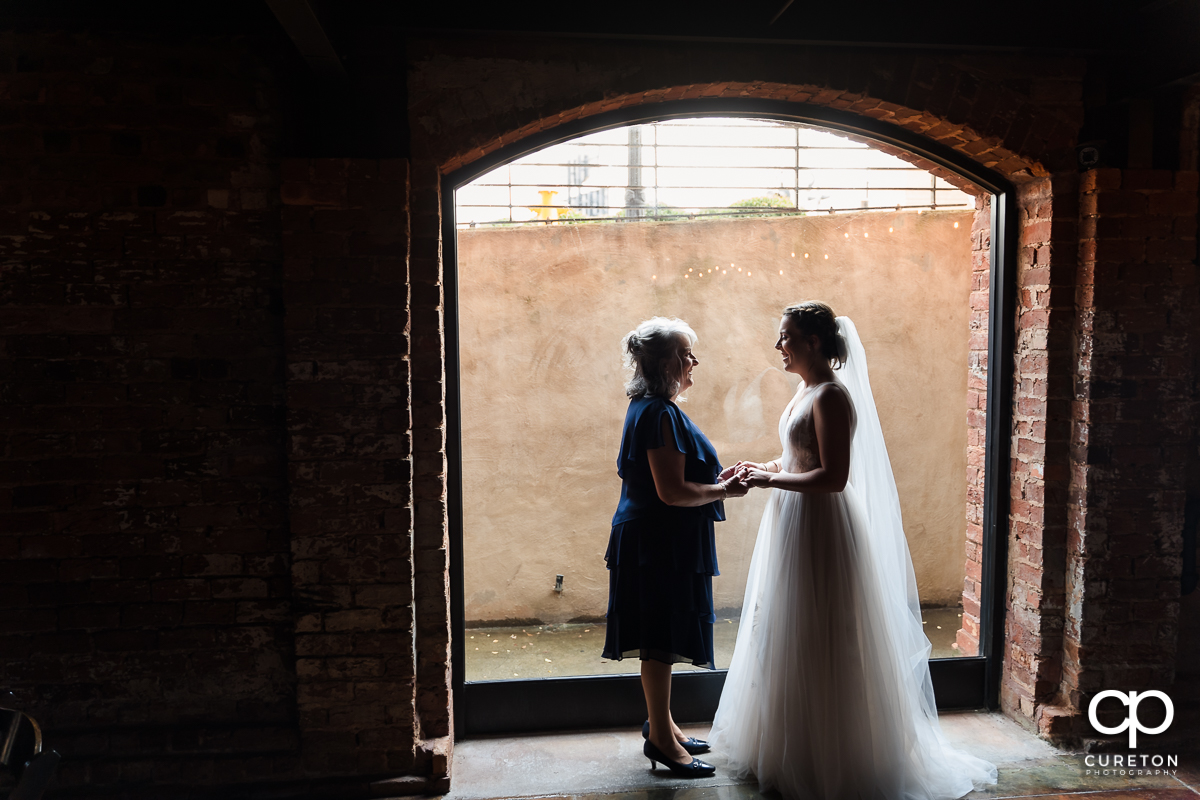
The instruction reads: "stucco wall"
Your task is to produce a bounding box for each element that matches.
[459,209,974,624]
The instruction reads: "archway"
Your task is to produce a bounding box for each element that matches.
[440,99,1019,735]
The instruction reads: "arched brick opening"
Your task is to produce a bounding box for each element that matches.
[430,76,1063,181]
[403,71,1085,748]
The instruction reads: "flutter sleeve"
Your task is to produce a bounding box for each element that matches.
[615,397,724,524]
[609,396,723,574]
[618,398,720,475]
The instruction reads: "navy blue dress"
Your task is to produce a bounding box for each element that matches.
[601,395,724,668]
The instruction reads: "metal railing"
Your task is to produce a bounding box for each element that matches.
[456,120,973,228]
[459,202,971,228]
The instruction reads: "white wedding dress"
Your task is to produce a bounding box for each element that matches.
[709,318,997,800]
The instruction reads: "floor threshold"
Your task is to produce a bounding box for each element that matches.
[441,711,1200,800]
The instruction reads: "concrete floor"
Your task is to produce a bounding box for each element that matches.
[442,712,1200,800]
[464,607,967,681]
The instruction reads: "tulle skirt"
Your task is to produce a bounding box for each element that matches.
[709,484,997,800]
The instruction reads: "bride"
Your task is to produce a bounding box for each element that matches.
[708,301,997,800]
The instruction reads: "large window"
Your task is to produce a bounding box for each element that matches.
[447,111,1012,734]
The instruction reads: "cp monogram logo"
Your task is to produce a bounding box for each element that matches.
[1088,690,1174,748]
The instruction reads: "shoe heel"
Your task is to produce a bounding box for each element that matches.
[643,739,715,778]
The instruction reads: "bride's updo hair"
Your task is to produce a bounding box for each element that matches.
[783,301,848,369]
[622,317,697,399]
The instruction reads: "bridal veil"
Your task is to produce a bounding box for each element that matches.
[708,316,997,800]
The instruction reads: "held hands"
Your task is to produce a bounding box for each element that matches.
[734,465,773,489]
[718,460,774,494]
[719,461,766,481]
[721,474,750,499]
[717,462,752,499]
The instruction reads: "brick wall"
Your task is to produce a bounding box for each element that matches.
[1182,85,1200,745]
[1052,168,1197,738]
[279,158,419,778]
[0,31,301,788]
[957,195,991,656]
[0,29,447,793]
[1000,173,1080,733]
[409,38,1083,178]
[406,161,451,768]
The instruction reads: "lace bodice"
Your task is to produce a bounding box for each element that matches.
[779,381,857,475]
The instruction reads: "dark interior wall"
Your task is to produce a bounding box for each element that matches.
[0,27,303,785]
[280,157,418,781]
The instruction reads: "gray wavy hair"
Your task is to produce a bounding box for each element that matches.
[622,317,697,399]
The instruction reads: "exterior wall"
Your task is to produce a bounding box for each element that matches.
[458,211,975,624]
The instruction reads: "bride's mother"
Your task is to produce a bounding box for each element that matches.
[602,317,747,777]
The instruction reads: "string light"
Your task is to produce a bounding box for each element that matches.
[804,253,809,258]
[953,221,959,228]
[824,254,829,259]
[779,269,784,275]
[791,252,795,257]
[844,233,849,238]
[889,227,894,232]
[864,232,869,238]
[747,271,752,276]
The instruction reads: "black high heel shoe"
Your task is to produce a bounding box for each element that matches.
[643,739,716,777]
[641,720,710,754]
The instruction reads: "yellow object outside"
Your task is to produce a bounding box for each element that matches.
[528,189,559,221]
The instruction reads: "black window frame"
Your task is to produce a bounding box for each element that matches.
[442,99,1016,737]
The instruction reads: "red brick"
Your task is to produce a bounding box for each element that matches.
[1147,191,1198,216]
[1120,170,1174,191]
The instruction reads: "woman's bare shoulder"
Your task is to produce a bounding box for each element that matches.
[812,381,853,416]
